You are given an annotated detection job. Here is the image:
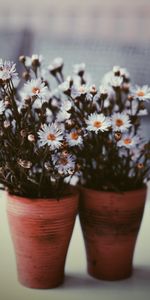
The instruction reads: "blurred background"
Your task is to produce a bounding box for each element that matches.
[0,0,149,134]
[0,3,150,299]
[1,0,150,81]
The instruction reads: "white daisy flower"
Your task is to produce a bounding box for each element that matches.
[32,90,51,109]
[113,66,121,74]
[51,98,58,108]
[0,100,5,115]
[112,112,131,132]
[73,63,86,75]
[89,84,97,95]
[86,113,111,133]
[31,54,43,63]
[52,153,76,175]
[86,93,94,102]
[48,57,63,72]
[71,85,88,99]
[120,68,130,79]
[99,85,108,96]
[103,99,110,108]
[105,66,130,80]
[131,85,150,101]
[59,81,70,92]
[22,78,48,100]
[32,98,46,109]
[24,54,43,68]
[101,76,115,99]
[45,108,53,123]
[110,75,123,88]
[88,86,110,108]
[61,99,72,111]
[24,56,32,68]
[0,59,18,82]
[117,134,140,149]
[57,110,71,122]
[66,130,83,147]
[40,68,49,82]
[57,99,72,122]
[98,85,110,108]
[66,76,73,83]
[78,85,88,94]
[38,123,63,150]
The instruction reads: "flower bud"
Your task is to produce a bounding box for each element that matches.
[62,150,68,157]
[19,55,26,63]
[137,163,144,169]
[114,132,122,141]
[128,95,134,101]
[28,134,35,142]
[89,85,97,95]
[22,71,30,81]
[32,58,40,68]
[65,119,75,129]
[20,129,27,138]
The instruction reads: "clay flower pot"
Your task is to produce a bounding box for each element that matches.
[79,187,147,281]
[7,189,79,289]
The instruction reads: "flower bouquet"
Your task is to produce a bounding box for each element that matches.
[0,54,150,284]
[0,56,80,198]
[55,63,150,280]
[0,55,80,288]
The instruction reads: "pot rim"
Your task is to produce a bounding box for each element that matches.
[80,184,147,196]
[6,186,79,202]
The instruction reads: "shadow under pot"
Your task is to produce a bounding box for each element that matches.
[79,186,147,281]
[7,190,79,289]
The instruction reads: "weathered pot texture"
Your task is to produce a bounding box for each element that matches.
[7,190,79,289]
[79,187,147,281]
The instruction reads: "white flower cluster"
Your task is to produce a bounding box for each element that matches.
[0,59,18,82]
[0,57,149,194]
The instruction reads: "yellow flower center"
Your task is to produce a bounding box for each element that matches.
[47,133,56,141]
[71,132,79,140]
[137,163,144,169]
[137,90,145,97]
[93,121,102,128]
[124,138,132,145]
[116,119,124,127]
[32,87,40,94]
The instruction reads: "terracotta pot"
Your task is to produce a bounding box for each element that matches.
[7,189,78,289]
[79,187,147,281]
